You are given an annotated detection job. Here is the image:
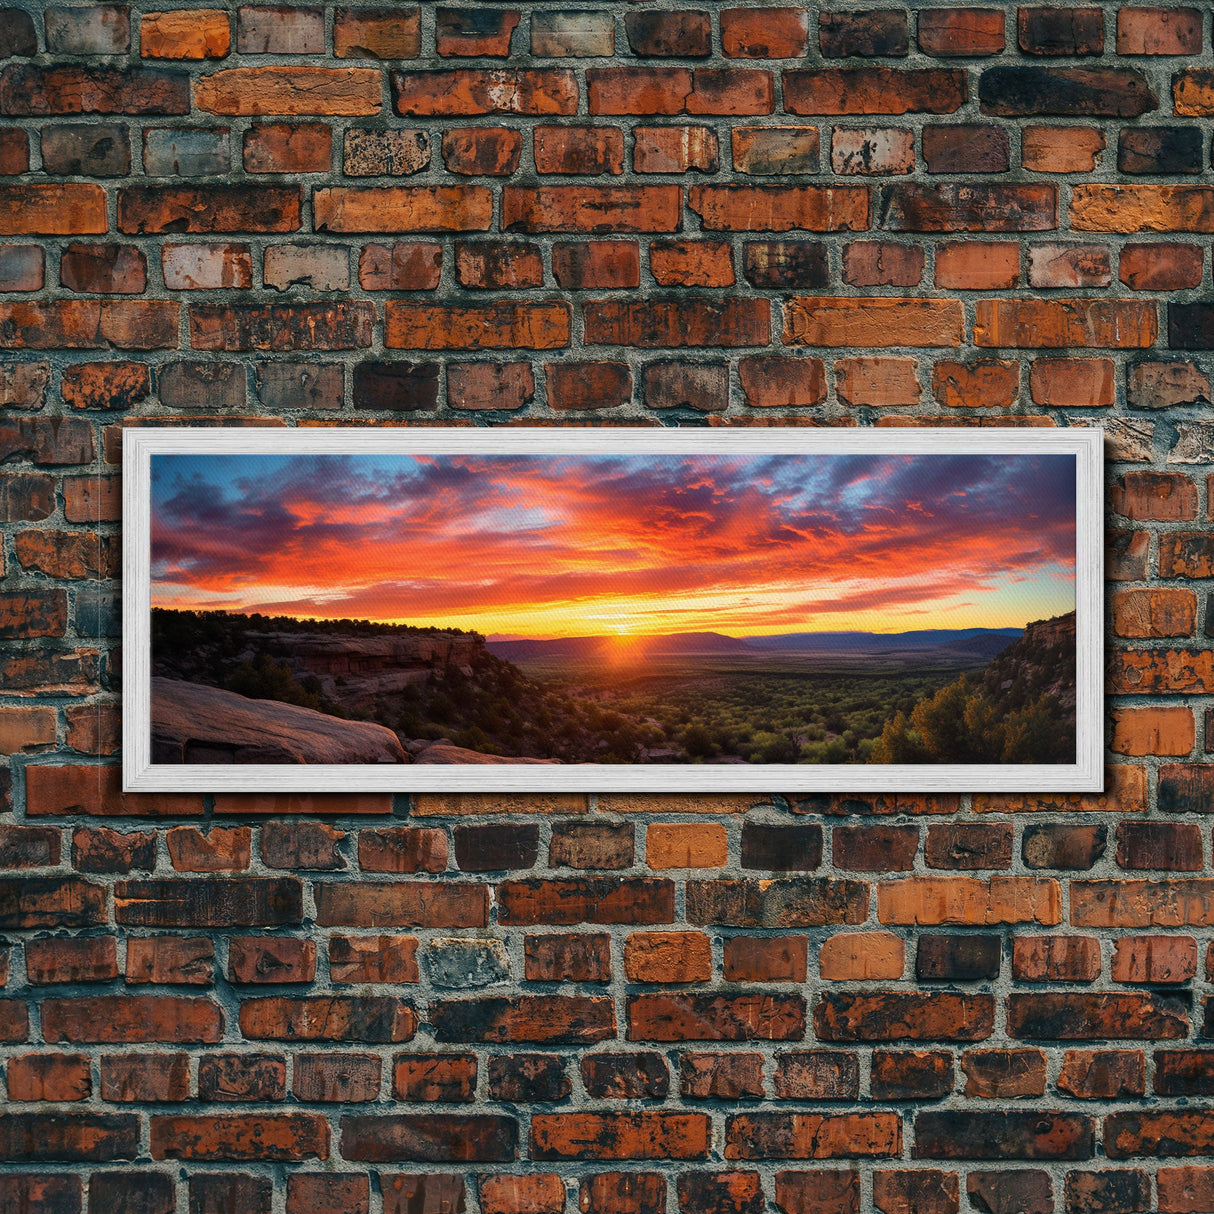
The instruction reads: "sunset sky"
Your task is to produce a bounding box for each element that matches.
[149,451,1077,638]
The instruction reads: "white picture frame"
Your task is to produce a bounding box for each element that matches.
[123,426,1103,793]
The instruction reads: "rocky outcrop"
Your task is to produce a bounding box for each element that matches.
[1023,611,1076,651]
[414,742,558,765]
[246,630,479,714]
[151,677,409,765]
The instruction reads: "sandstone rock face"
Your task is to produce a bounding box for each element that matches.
[414,742,557,765]
[249,630,479,714]
[151,677,408,765]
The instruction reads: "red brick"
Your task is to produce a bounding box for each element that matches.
[0,128,28,174]
[394,69,576,116]
[585,298,769,348]
[195,66,379,115]
[739,356,826,408]
[454,240,542,290]
[524,933,612,982]
[7,1053,91,1101]
[504,185,680,233]
[0,64,189,115]
[1118,6,1202,54]
[243,123,332,172]
[42,996,222,1043]
[635,125,718,173]
[329,935,418,984]
[532,1111,710,1161]
[119,185,300,233]
[315,186,491,233]
[552,241,639,288]
[1029,357,1115,406]
[721,8,809,57]
[1012,935,1101,982]
[932,359,1019,408]
[60,243,147,294]
[334,9,420,59]
[190,302,374,351]
[588,68,773,116]
[1113,935,1198,984]
[1113,588,1197,638]
[935,241,1020,289]
[228,937,316,984]
[393,1053,476,1102]
[166,825,251,872]
[726,1111,901,1160]
[385,301,568,350]
[547,361,632,411]
[784,69,966,114]
[689,184,867,231]
[240,996,415,1043]
[628,993,805,1042]
[480,1175,565,1214]
[832,127,914,176]
[651,240,734,287]
[974,298,1157,348]
[786,298,963,347]
[843,241,923,287]
[126,937,214,986]
[26,937,117,984]
[534,125,622,175]
[141,9,231,59]
[625,11,711,57]
[1112,472,1198,521]
[287,1175,368,1214]
[873,1171,959,1214]
[0,300,179,350]
[151,1113,328,1161]
[442,127,522,175]
[340,1113,517,1162]
[919,9,1005,56]
[0,245,42,290]
[836,357,921,406]
[292,1052,381,1103]
[1112,706,1195,756]
[1121,242,1203,290]
[625,931,712,983]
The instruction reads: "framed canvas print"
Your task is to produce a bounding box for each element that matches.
[123,426,1102,793]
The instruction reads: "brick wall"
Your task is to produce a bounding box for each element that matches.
[2,2,1214,1211]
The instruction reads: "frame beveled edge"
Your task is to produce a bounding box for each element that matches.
[122,426,1104,794]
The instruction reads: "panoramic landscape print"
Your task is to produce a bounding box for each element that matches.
[147,448,1078,768]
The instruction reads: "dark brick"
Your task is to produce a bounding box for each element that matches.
[979,66,1158,117]
[453,823,540,871]
[912,1111,1093,1160]
[42,123,131,176]
[832,825,918,871]
[1116,821,1203,870]
[925,824,1012,870]
[625,11,712,57]
[740,824,823,871]
[582,1051,670,1099]
[819,11,909,57]
[340,1113,518,1162]
[742,241,828,288]
[189,1176,271,1214]
[487,1053,571,1101]
[916,934,1002,981]
[1018,8,1104,55]
[870,1050,954,1101]
[549,822,633,870]
[352,360,440,410]
[1022,824,1107,869]
[1119,126,1203,175]
[967,1172,1053,1214]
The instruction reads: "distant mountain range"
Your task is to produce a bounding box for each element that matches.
[486,627,1022,664]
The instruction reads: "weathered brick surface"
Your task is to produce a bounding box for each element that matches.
[0,0,1211,1199]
